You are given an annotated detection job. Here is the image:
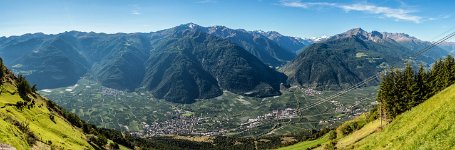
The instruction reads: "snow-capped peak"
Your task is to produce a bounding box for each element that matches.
[308,35,329,42]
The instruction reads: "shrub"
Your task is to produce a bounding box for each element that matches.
[49,114,56,123]
[336,117,367,137]
[327,130,337,140]
[91,135,108,147]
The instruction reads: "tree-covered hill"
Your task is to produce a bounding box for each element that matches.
[283,28,447,90]
[142,27,287,103]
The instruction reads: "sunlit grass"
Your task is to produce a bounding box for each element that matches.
[351,84,455,149]
[0,83,93,149]
[277,133,329,150]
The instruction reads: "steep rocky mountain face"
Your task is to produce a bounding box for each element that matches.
[283,28,438,90]
[0,24,288,103]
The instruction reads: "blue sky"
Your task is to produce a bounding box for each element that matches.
[1,0,455,41]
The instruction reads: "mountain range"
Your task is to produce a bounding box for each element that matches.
[0,24,449,102]
[0,23,294,103]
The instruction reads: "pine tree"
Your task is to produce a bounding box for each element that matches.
[403,63,417,109]
[378,69,398,119]
[395,68,408,115]
[0,58,4,79]
[415,64,428,103]
[430,60,443,95]
[377,71,388,119]
[442,55,455,87]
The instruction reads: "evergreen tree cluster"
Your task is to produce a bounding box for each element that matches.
[378,55,455,119]
[17,75,34,102]
[16,75,36,109]
[0,58,5,82]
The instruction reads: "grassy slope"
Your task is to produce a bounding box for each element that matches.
[350,84,455,149]
[336,120,382,148]
[280,83,455,150]
[0,81,93,149]
[277,114,373,150]
[277,133,330,150]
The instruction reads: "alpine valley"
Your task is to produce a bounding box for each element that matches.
[0,23,452,149]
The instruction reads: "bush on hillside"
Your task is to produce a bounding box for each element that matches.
[336,116,368,137]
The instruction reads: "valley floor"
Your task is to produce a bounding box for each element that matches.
[38,78,378,137]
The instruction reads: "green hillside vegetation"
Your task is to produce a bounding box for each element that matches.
[277,133,331,150]
[0,58,136,149]
[279,55,455,150]
[349,83,455,149]
[0,59,93,149]
[278,112,378,150]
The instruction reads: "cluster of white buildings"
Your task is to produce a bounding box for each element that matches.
[242,108,298,129]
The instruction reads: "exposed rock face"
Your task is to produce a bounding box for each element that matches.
[0,143,16,150]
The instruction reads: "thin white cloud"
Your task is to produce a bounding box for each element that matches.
[427,15,451,21]
[339,4,421,23]
[281,1,309,8]
[279,0,424,23]
[131,9,141,15]
[281,1,334,8]
[130,4,141,15]
[195,0,216,4]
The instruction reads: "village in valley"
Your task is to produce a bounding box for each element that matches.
[40,78,377,137]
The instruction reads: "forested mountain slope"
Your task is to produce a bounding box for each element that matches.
[283,28,447,90]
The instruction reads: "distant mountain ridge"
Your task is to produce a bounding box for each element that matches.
[283,28,449,89]
[253,30,312,53]
[438,41,455,55]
